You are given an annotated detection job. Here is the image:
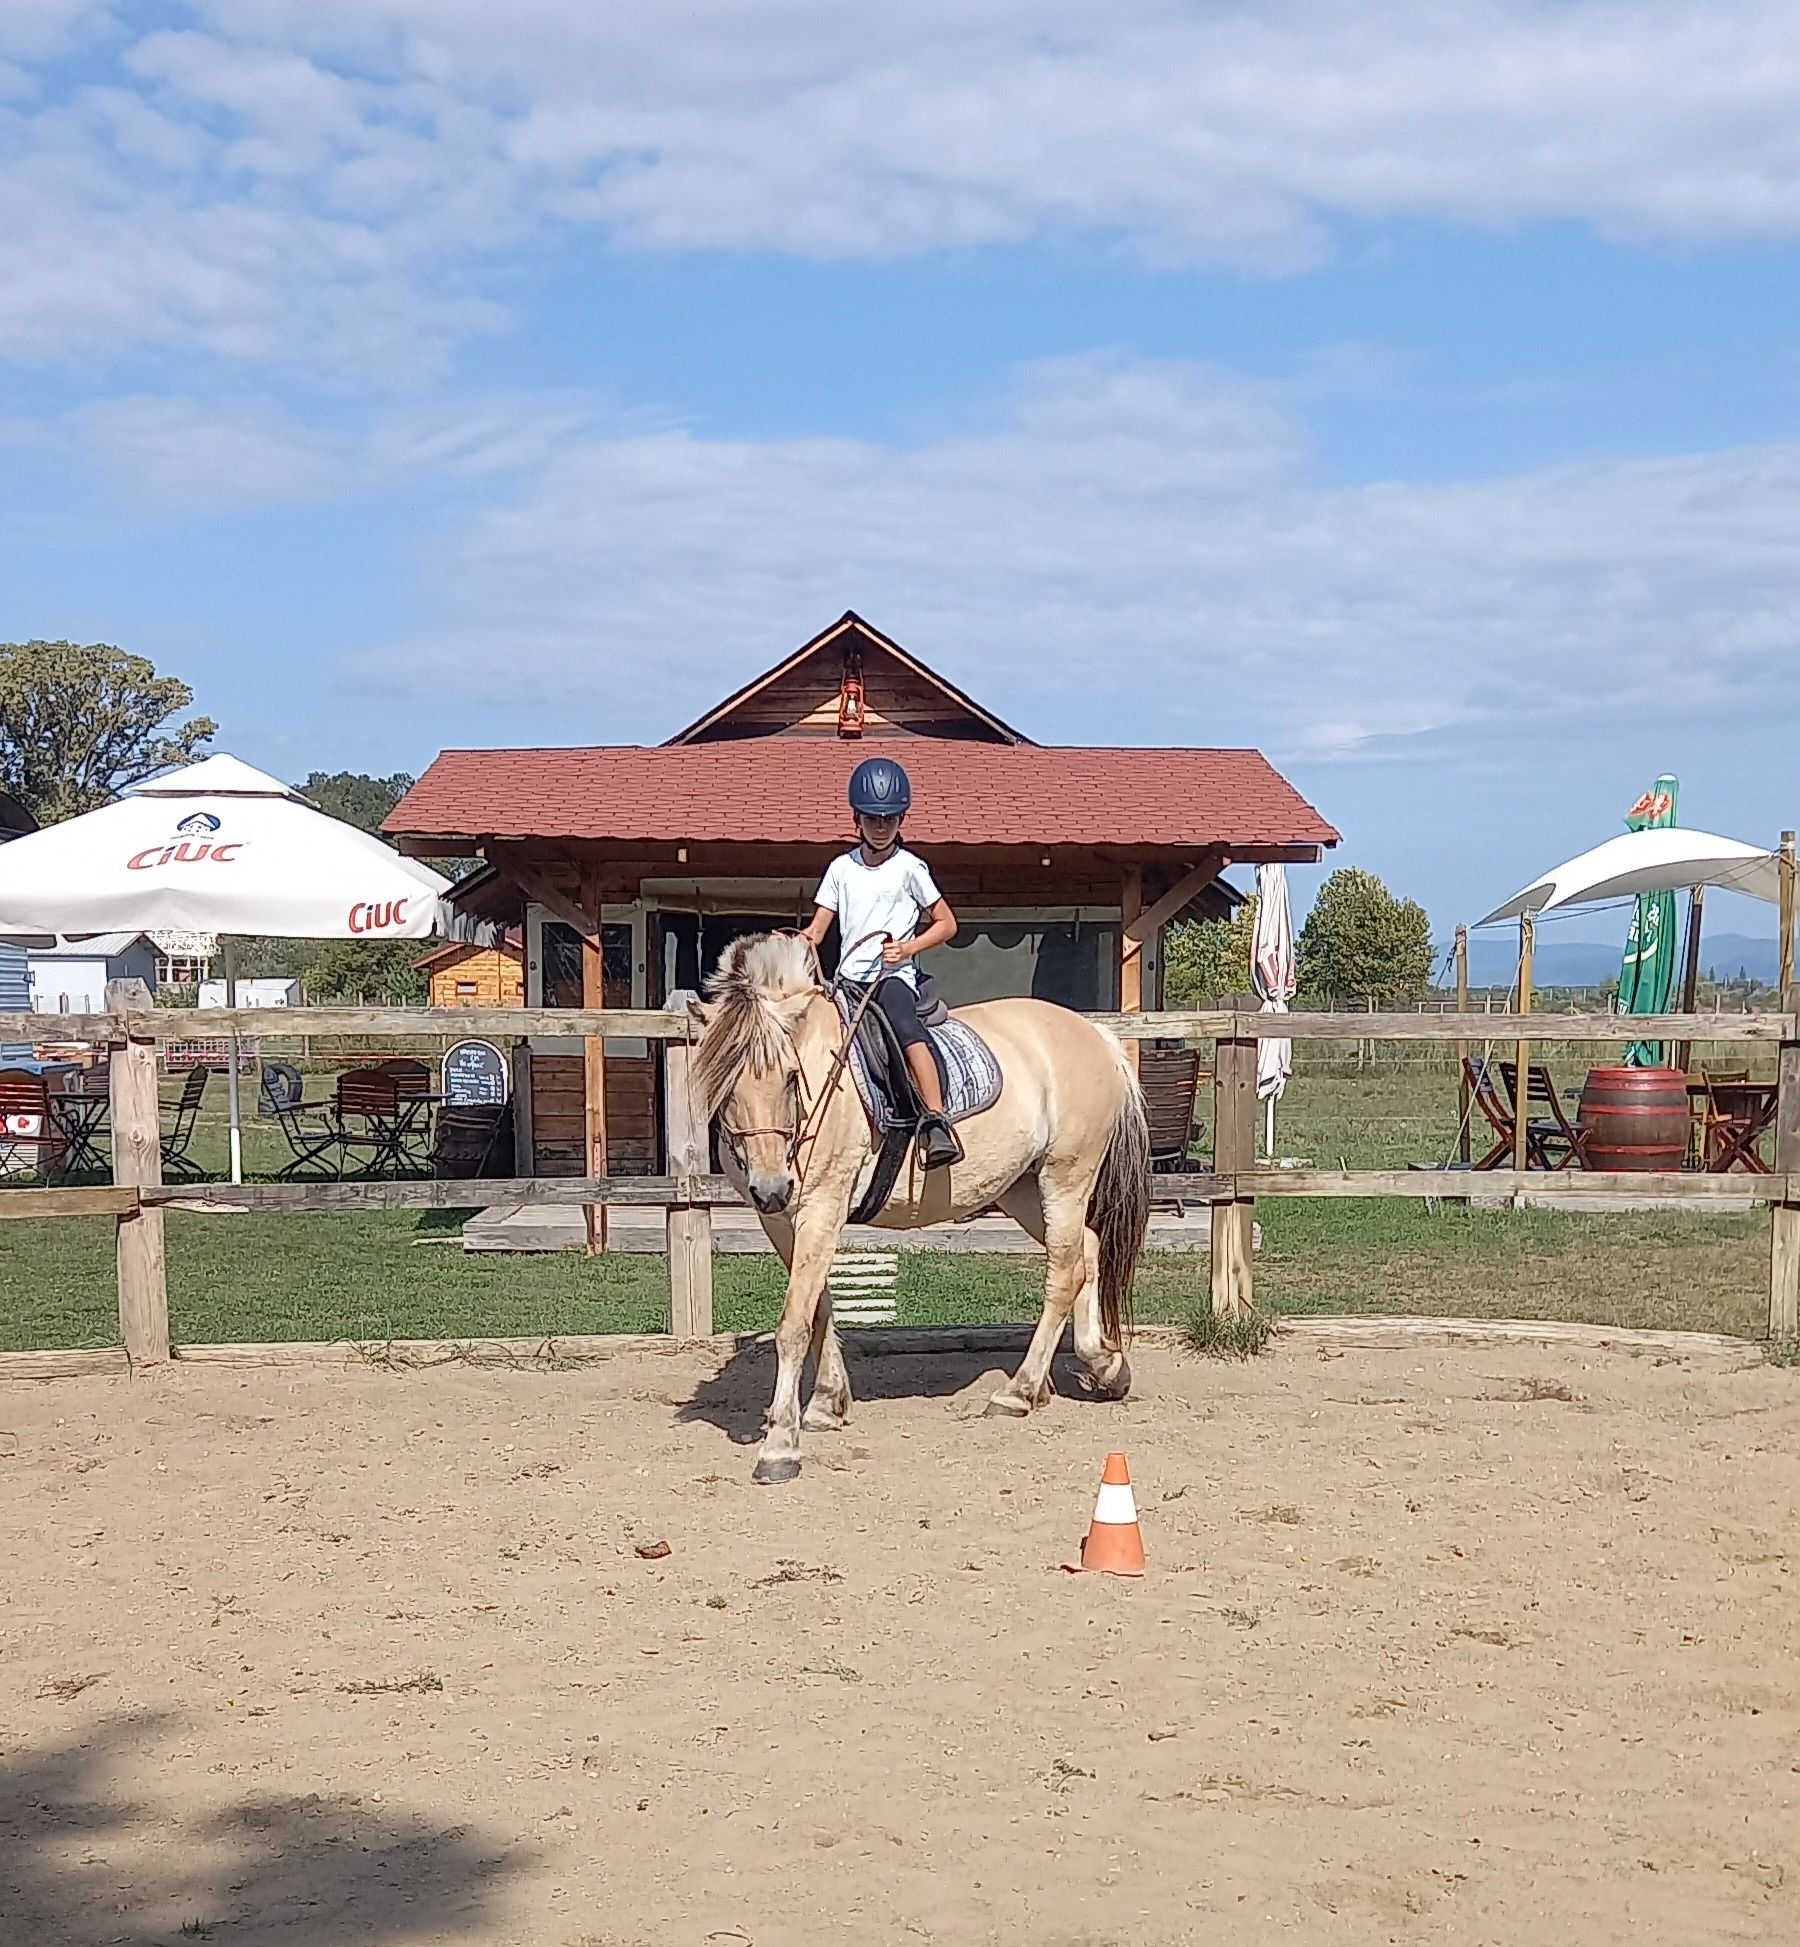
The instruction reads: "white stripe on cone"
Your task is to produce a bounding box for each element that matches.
[1092,1482,1138,1524]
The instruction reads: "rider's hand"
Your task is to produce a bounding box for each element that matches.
[881,938,910,967]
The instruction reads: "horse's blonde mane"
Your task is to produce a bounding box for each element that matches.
[694,932,823,1113]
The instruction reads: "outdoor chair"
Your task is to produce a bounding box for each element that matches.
[379,1058,438,1172]
[1141,1045,1207,1173]
[1698,1071,1776,1174]
[48,1068,111,1176]
[260,1061,342,1180]
[0,1068,59,1184]
[333,1068,413,1179]
[1464,1057,1591,1171]
[158,1066,210,1181]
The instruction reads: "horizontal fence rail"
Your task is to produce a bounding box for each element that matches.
[3,989,1797,1372]
[1,1004,1794,1045]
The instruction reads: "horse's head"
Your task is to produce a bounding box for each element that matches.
[693,932,827,1215]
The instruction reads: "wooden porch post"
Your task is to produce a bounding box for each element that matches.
[1770,1028,1800,1341]
[581,870,608,1256]
[1119,865,1143,1074]
[663,992,714,1339]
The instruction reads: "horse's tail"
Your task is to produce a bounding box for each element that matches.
[1087,1033,1151,1348]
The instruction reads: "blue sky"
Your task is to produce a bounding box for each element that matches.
[4,1,1800,944]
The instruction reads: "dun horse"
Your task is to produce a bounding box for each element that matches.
[694,933,1150,1483]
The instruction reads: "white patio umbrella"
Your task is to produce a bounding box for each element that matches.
[0,754,457,1182]
[1251,863,1296,1158]
[1475,827,1781,925]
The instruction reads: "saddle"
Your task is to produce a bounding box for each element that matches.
[832,976,1003,1224]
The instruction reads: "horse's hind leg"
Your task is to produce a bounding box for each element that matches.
[802,1289,852,1431]
[985,1177,1089,1419]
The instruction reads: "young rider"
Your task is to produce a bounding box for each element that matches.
[801,756,964,1169]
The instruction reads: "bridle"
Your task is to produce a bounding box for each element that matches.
[714,930,891,1186]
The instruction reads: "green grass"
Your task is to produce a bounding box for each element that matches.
[0,1060,1773,1351]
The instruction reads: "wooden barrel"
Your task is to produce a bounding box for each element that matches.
[1577,1066,1690,1173]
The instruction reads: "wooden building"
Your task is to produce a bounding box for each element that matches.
[415,933,526,1010]
[387,613,1338,1177]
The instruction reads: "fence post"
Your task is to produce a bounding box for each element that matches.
[1455,924,1471,1165]
[663,993,714,1339]
[107,978,169,1366]
[1210,997,1257,1316]
[1770,1002,1800,1341]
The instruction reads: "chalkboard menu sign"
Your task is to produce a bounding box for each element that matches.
[443,1039,508,1107]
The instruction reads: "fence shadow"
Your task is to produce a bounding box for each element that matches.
[1,1711,523,1943]
[675,1325,1094,1443]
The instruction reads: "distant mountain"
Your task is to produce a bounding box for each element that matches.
[1447,932,1780,991]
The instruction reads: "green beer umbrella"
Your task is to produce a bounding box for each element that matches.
[1619,775,1678,1066]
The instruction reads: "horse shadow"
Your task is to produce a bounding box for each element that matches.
[673,1325,1094,1445]
[1,1710,522,1944]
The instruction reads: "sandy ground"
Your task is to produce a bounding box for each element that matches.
[4,1334,1800,1947]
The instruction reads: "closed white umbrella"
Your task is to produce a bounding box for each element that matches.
[1251,863,1296,1158]
[0,755,457,1182]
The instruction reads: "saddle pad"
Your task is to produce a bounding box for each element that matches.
[835,991,1003,1130]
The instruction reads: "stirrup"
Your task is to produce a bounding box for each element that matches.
[918,1114,963,1170]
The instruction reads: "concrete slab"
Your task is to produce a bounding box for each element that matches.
[462,1199,1243,1255]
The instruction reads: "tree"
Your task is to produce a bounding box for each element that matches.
[236,772,434,997]
[1165,898,1257,1004]
[1296,868,1435,1004]
[0,640,215,822]
[296,770,415,834]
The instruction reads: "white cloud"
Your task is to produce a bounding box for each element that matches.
[347,355,1800,767]
[5,3,1800,368]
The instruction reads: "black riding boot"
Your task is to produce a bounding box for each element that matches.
[918,1113,964,1170]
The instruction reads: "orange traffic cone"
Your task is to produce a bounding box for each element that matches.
[1071,1451,1145,1576]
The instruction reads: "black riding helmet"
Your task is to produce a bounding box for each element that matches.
[848,756,912,818]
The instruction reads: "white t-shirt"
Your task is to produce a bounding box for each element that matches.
[814,845,943,988]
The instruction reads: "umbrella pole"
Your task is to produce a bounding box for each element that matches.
[1511,916,1534,1176]
[224,937,243,1186]
[1455,924,1470,1165]
[1781,831,1796,1008]
[1674,885,1705,1076]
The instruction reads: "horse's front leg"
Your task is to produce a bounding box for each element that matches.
[754,1210,845,1484]
[759,1211,853,1434]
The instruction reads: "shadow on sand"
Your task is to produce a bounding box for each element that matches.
[673,1325,1105,1445]
[2,1711,524,1944]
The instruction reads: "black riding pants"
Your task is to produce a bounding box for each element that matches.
[866,975,929,1051]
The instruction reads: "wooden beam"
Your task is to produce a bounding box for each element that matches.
[662,993,714,1338]
[1455,924,1471,1166]
[1209,1005,1257,1314]
[1119,865,1143,1077]
[492,847,600,943]
[1124,852,1227,943]
[0,1185,140,1219]
[581,869,608,1254]
[106,979,169,1367]
[1771,1036,1800,1339]
[138,1175,739,1213]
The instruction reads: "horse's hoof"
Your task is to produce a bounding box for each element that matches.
[982,1398,1030,1420]
[1088,1355,1132,1403]
[752,1456,801,1485]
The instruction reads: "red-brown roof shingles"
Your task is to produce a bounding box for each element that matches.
[386,744,1337,851]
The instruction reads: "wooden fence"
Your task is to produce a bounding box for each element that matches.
[2,993,1796,1367]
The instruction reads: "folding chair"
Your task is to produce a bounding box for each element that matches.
[1464,1057,1590,1171]
[0,1068,60,1183]
[1140,1045,1206,1173]
[333,1069,409,1179]
[379,1058,436,1174]
[260,1061,342,1180]
[1497,1060,1591,1171]
[159,1066,209,1181]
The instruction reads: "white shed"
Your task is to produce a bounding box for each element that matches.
[28,932,160,1015]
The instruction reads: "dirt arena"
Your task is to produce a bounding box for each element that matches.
[5,1331,1799,1945]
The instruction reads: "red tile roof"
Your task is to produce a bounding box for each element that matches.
[387,743,1337,851]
